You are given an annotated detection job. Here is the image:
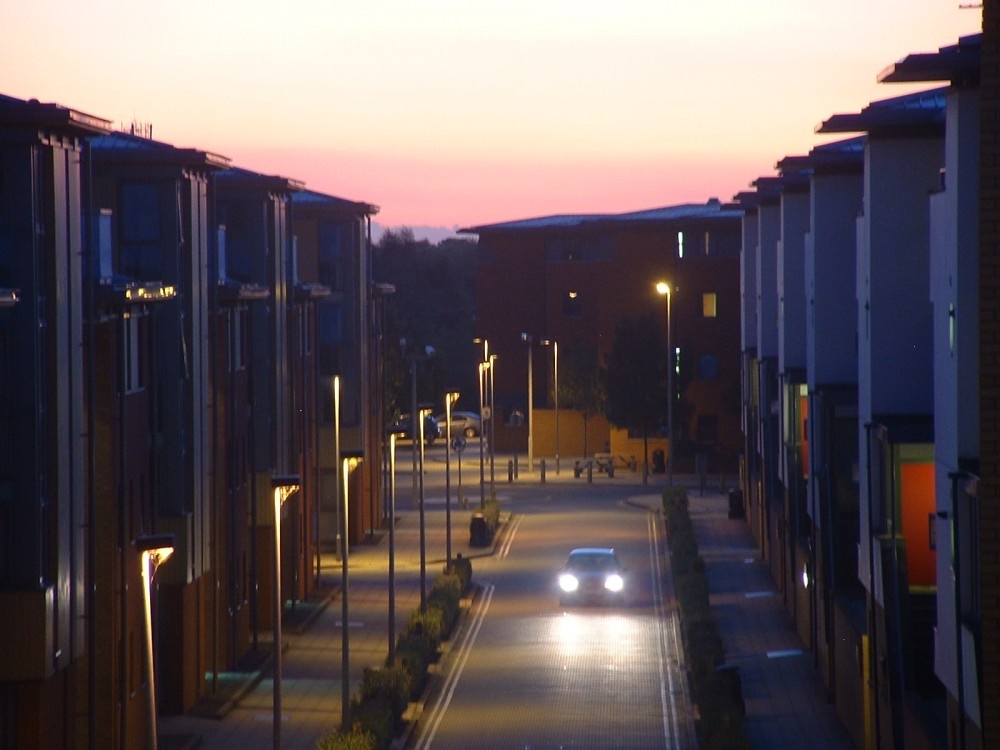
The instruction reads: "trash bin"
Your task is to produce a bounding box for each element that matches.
[469,513,491,547]
[728,488,744,519]
[652,449,665,474]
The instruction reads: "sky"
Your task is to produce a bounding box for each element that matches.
[1,1,981,241]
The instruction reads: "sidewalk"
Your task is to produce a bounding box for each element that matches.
[159,488,493,750]
[680,486,855,749]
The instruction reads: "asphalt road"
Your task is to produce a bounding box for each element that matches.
[410,480,695,750]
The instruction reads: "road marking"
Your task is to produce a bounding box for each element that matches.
[496,514,521,559]
[767,649,803,659]
[649,512,687,748]
[415,582,495,750]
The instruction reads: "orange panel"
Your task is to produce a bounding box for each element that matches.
[900,462,936,587]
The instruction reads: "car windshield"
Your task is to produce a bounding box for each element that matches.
[567,553,617,571]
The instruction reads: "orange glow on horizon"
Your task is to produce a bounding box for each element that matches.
[1,1,980,233]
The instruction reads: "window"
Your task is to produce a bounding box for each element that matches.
[677,231,685,259]
[123,313,145,393]
[702,293,717,318]
[562,291,581,317]
[119,182,162,280]
[229,307,249,372]
[698,354,718,379]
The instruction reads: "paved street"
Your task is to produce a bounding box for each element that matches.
[160,451,854,749]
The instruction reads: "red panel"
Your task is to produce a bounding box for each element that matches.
[900,462,936,587]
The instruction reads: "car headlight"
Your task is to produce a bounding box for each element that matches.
[559,573,579,593]
[604,574,624,593]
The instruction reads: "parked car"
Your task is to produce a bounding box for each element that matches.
[389,413,441,444]
[557,548,627,606]
[434,410,482,438]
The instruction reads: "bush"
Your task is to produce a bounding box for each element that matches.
[449,553,473,589]
[428,573,463,632]
[348,696,394,750]
[661,487,751,750]
[316,727,377,750]
[357,665,411,725]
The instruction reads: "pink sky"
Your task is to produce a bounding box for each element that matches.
[1,1,980,238]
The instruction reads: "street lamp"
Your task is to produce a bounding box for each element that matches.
[541,339,559,474]
[386,430,403,663]
[521,333,534,469]
[270,475,300,750]
[478,360,488,509]
[135,533,174,750]
[418,405,432,610]
[444,391,460,568]
[339,451,363,732]
[488,354,497,492]
[656,281,674,486]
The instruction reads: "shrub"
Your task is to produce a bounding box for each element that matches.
[348,696,394,750]
[661,487,751,750]
[357,665,412,725]
[316,727,377,750]
[449,553,473,589]
[428,573,462,632]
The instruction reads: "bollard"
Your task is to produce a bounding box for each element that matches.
[508,460,514,483]
[540,459,546,483]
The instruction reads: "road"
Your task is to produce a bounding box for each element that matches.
[411,481,695,750]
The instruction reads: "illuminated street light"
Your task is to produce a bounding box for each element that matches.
[656,281,674,486]
[340,452,363,732]
[387,430,402,662]
[135,533,174,750]
[478,360,488,509]
[418,405,432,610]
[541,339,559,475]
[270,475,300,750]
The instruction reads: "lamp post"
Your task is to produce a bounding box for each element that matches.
[478,360,487,509]
[270,475,301,750]
[387,431,399,662]
[541,339,559,474]
[444,391,459,568]
[656,281,674,486]
[418,405,432,610]
[340,452,363,732]
[521,333,534,469]
[488,354,497,492]
[135,533,174,750]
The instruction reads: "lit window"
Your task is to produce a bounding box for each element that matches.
[702,293,717,318]
[677,231,684,259]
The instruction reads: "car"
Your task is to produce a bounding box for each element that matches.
[388,413,441,444]
[434,410,482,438]
[557,547,626,606]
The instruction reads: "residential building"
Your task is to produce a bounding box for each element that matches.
[463,200,744,472]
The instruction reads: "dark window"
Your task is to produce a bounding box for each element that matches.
[698,354,718,379]
[119,182,162,279]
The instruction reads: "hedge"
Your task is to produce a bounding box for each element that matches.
[663,487,751,750]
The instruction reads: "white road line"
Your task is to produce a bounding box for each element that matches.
[496,514,521,559]
[649,512,682,748]
[415,582,495,750]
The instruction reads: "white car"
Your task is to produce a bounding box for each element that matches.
[557,548,626,606]
[434,410,482,438]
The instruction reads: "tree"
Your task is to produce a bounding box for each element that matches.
[603,314,666,481]
[373,230,479,418]
[558,339,605,456]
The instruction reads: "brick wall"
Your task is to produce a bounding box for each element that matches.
[981,2,1000,744]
